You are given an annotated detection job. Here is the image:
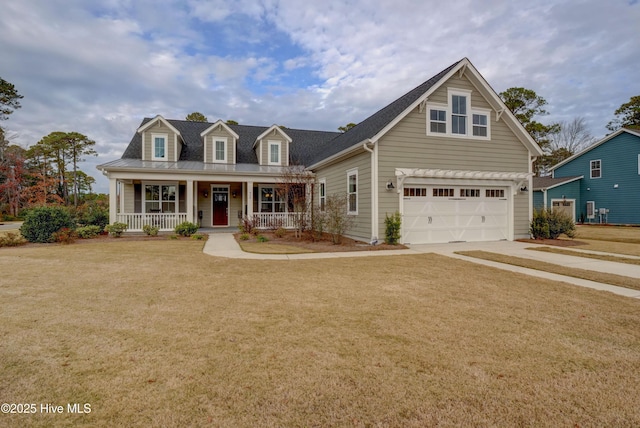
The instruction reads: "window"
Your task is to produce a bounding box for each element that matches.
[347,170,358,214]
[460,188,480,197]
[151,134,167,160]
[259,186,285,213]
[451,95,467,135]
[472,114,487,137]
[590,160,601,179]
[214,139,226,162]
[268,141,281,165]
[638,155,640,175]
[486,189,505,198]
[404,187,427,197]
[319,179,326,211]
[429,109,446,133]
[144,184,176,213]
[433,188,454,197]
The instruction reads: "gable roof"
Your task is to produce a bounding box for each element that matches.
[307,57,543,168]
[136,115,181,136]
[255,125,293,146]
[200,120,240,139]
[550,128,640,172]
[532,175,583,191]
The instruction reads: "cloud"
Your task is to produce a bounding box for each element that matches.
[0,0,638,193]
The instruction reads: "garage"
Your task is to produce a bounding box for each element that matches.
[401,185,510,244]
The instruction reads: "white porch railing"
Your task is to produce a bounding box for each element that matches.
[116,213,189,231]
[253,213,306,229]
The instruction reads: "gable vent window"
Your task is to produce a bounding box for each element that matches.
[426,88,490,139]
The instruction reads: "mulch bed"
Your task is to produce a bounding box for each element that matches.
[235,231,407,252]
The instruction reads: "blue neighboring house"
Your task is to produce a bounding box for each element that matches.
[533,128,640,224]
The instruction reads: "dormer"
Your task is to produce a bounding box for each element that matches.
[200,120,239,164]
[254,125,292,166]
[138,115,183,162]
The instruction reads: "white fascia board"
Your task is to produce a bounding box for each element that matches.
[535,175,584,191]
[254,125,292,148]
[200,120,240,139]
[136,115,181,136]
[549,128,637,171]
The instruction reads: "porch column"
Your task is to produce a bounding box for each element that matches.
[186,180,194,224]
[246,180,253,218]
[109,178,117,225]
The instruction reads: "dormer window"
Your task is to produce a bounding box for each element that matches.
[214,138,227,163]
[152,134,167,160]
[268,140,281,165]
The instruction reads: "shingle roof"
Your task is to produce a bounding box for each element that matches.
[532,175,582,190]
[120,59,462,168]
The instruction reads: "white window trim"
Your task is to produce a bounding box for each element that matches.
[258,185,287,213]
[151,133,168,161]
[471,108,491,140]
[637,154,640,175]
[426,103,448,136]
[448,88,472,136]
[319,178,326,211]
[586,201,595,219]
[213,137,228,163]
[268,140,281,165]
[143,181,179,213]
[347,168,358,215]
[590,159,602,179]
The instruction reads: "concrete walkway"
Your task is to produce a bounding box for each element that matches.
[203,233,640,299]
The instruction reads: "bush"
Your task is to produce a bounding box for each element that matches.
[168,234,179,240]
[274,227,286,238]
[104,222,128,237]
[191,233,205,240]
[20,206,74,243]
[52,227,77,244]
[175,221,198,237]
[325,193,354,244]
[384,211,402,245]
[239,215,259,235]
[530,208,575,239]
[257,234,269,242]
[142,224,159,236]
[0,232,27,247]
[239,233,250,241]
[76,225,102,239]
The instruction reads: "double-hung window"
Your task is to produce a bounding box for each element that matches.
[429,108,446,133]
[451,94,467,135]
[347,169,358,215]
[144,184,176,213]
[319,179,326,211]
[472,114,488,137]
[151,134,167,160]
[268,141,281,165]
[214,139,226,162]
[590,160,601,179]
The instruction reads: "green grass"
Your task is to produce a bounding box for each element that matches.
[1,241,640,426]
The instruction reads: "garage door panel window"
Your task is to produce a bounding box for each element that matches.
[460,188,480,197]
[433,188,454,197]
[486,189,505,198]
[404,187,427,197]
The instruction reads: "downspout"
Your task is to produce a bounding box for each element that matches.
[363,140,378,243]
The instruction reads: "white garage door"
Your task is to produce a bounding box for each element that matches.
[402,185,509,244]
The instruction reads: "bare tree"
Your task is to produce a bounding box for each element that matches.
[276,164,315,238]
[549,117,595,154]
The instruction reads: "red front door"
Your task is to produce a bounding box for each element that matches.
[212,190,228,226]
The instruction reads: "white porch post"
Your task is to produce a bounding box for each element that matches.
[109,178,117,225]
[246,180,253,218]
[186,180,194,224]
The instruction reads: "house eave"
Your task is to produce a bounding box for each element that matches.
[306,140,369,170]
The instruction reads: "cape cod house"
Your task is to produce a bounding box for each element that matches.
[97,58,543,244]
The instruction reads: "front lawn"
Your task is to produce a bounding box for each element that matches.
[1,241,639,426]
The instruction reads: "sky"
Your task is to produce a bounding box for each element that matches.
[1,0,639,193]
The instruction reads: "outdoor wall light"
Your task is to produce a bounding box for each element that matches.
[386,181,395,190]
[232,191,237,198]
[203,191,208,198]
[520,186,528,192]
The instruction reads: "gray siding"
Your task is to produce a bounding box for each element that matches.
[203,127,236,164]
[315,151,372,241]
[123,183,135,213]
[142,122,179,162]
[259,131,289,166]
[376,73,531,238]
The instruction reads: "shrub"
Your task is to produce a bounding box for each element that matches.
[104,222,128,237]
[191,233,205,240]
[325,193,354,244]
[76,225,102,239]
[0,232,27,247]
[175,221,198,237]
[384,211,402,245]
[239,215,260,235]
[142,224,159,236]
[52,227,77,244]
[20,206,74,243]
[530,208,575,239]
[257,234,269,242]
[239,233,250,241]
[168,234,179,240]
[274,227,286,238]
